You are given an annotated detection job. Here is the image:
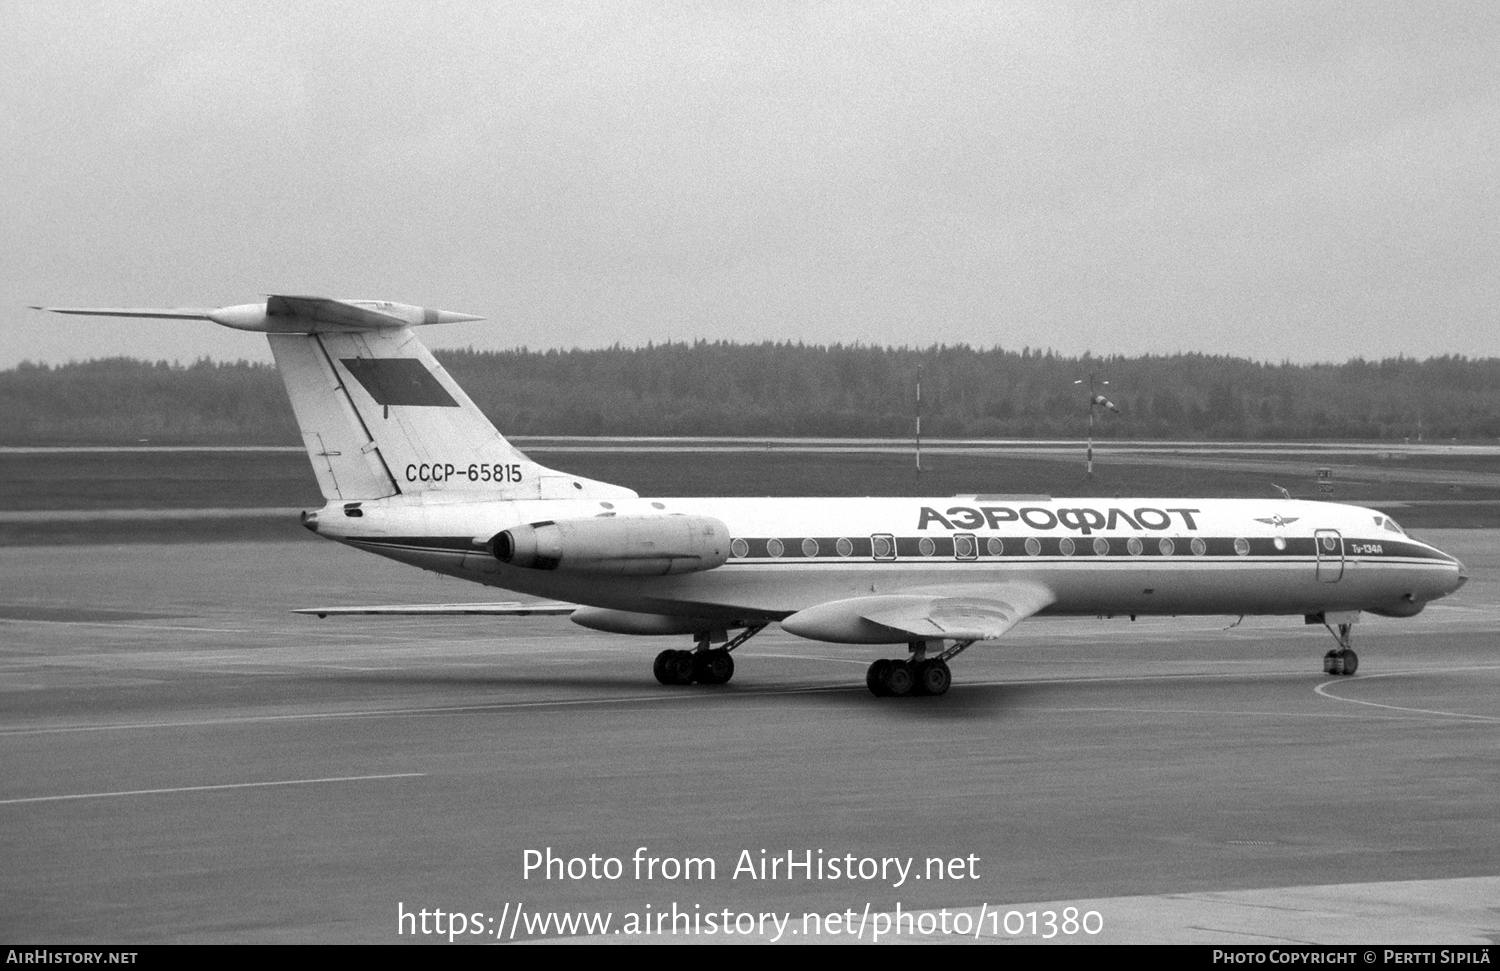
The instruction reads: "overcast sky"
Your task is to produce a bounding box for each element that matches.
[3,1,1496,368]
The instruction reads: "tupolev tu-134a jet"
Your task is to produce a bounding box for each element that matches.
[36,297,1469,696]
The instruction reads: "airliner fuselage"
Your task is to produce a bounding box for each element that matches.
[306,493,1465,632]
[38,297,1469,696]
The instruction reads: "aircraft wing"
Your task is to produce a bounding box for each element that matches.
[294,601,576,618]
[860,592,1053,641]
[781,584,1056,643]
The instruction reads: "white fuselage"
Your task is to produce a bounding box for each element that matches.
[307,494,1466,637]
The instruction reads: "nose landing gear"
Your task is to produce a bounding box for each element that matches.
[1323,649,1358,675]
[1320,618,1359,676]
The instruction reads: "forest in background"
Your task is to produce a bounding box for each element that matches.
[4,343,1500,445]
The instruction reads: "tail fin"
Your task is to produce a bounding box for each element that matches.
[271,326,634,502]
[35,296,636,503]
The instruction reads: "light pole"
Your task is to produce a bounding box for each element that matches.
[915,365,924,478]
[1074,374,1120,481]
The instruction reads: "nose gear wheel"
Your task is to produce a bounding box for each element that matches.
[1319,621,1360,676]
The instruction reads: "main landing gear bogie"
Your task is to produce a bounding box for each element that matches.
[654,648,734,686]
[866,658,951,697]
[866,639,972,697]
[652,624,765,687]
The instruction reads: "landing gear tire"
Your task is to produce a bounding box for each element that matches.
[867,659,892,697]
[1323,649,1359,676]
[883,660,915,697]
[654,649,695,686]
[693,649,734,685]
[1321,620,1360,676]
[653,649,676,685]
[917,659,952,696]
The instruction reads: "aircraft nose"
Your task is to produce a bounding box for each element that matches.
[1454,558,1468,591]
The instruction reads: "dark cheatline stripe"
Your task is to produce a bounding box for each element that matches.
[347,534,1454,567]
[728,535,1453,563]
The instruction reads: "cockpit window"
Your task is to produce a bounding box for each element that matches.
[1375,515,1406,535]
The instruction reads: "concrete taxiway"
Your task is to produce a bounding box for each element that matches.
[2,531,1497,943]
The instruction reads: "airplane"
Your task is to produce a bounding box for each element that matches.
[35,296,1469,696]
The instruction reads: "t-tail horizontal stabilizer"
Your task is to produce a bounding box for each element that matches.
[33,297,638,504]
[30,306,216,320]
[35,296,484,334]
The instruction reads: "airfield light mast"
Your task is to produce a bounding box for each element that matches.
[915,365,924,478]
[1075,373,1120,482]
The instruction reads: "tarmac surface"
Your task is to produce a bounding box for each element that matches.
[2,530,1497,944]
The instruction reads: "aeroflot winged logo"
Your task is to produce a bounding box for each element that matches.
[1255,515,1299,527]
[918,505,1201,534]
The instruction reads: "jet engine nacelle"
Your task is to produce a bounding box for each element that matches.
[493,515,731,576]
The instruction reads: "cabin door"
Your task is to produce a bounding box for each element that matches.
[1315,529,1344,582]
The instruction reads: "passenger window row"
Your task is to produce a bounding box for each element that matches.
[729,535,1259,559]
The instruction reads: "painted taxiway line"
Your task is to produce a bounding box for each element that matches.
[3,665,1482,739]
[0,772,426,806]
[0,689,798,737]
[0,618,252,633]
[527,875,1500,945]
[1313,664,1500,723]
[0,668,1332,738]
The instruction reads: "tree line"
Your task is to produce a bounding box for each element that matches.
[3,344,1499,445]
